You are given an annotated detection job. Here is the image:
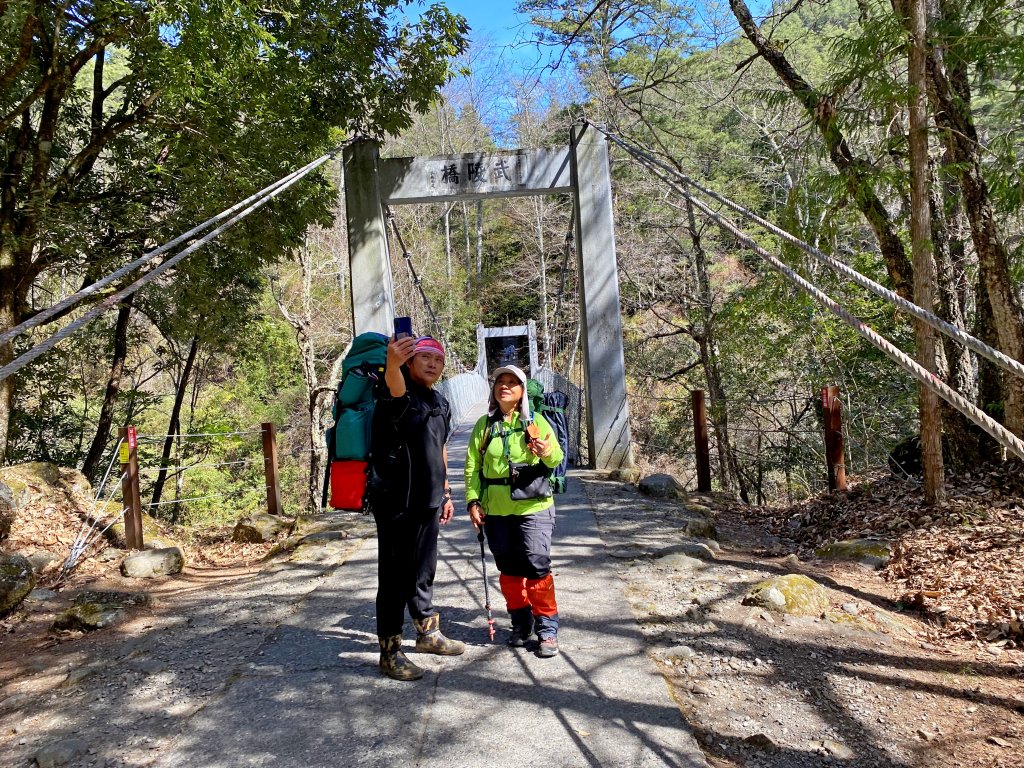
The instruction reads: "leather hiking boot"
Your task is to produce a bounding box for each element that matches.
[378,635,424,681]
[536,636,559,658]
[413,614,465,656]
[507,607,534,648]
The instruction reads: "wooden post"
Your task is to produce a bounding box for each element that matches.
[262,422,282,516]
[118,426,144,550]
[821,386,847,492]
[692,390,712,492]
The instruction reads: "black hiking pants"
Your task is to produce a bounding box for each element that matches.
[373,507,439,638]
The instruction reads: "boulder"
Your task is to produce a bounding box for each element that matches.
[678,514,717,539]
[232,513,291,543]
[52,590,151,631]
[638,473,686,499]
[288,532,357,566]
[25,588,58,604]
[0,462,91,508]
[815,539,891,569]
[0,481,15,540]
[654,542,718,561]
[654,552,706,571]
[609,467,641,483]
[26,551,57,574]
[0,552,35,613]
[742,574,830,616]
[120,547,184,578]
[107,508,175,550]
[35,737,89,768]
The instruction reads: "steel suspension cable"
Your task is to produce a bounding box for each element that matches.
[384,206,467,373]
[0,154,334,348]
[591,123,1024,382]
[0,151,339,384]
[613,140,1024,460]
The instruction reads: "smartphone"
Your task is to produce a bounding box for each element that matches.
[394,316,413,339]
[526,423,541,442]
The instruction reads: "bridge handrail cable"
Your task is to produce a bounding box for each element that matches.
[592,123,1024,383]
[601,130,1024,461]
[0,150,340,384]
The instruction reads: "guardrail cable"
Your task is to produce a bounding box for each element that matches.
[591,123,1024,382]
[600,130,1024,460]
[0,148,344,383]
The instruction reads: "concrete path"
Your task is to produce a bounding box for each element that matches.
[159,404,707,767]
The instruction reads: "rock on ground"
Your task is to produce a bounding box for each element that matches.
[742,574,831,616]
[233,512,291,543]
[638,473,687,499]
[0,551,35,612]
[120,547,184,578]
[107,508,177,550]
[815,538,891,569]
[0,480,15,539]
[51,590,151,631]
[34,737,89,768]
[0,462,91,508]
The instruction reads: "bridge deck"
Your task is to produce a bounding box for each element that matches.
[159,400,707,766]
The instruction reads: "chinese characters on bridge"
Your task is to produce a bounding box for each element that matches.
[429,155,523,193]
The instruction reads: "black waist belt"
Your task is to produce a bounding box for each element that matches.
[481,476,511,486]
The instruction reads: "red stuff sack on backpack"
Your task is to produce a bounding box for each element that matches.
[329,460,369,511]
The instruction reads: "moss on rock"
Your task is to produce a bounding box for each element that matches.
[815,539,891,569]
[0,553,36,613]
[743,574,830,616]
[51,590,151,631]
[0,463,91,508]
[108,510,170,549]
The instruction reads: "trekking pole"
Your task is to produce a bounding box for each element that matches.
[477,528,496,642]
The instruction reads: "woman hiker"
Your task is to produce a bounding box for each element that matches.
[464,365,565,657]
[366,334,465,681]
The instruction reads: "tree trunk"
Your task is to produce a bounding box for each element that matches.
[475,200,483,275]
[927,0,1024,436]
[931,159,989,467]
[536,198,551,363]
[462,202,472,289]
[443,203,452,281]
[81,296,133,480]
[0,269,16,463]
[150,335,200,510]
[686,198,747,501]
[975,279,1003,461]
[728,0,914,299]
[905,0,945,503]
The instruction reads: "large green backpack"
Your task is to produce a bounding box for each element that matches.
[326,332,389,510]
[329,332,389,461]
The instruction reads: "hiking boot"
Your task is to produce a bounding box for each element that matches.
[413,614,466,656]
[536,636,559,658]
[507,606,534,648]
[379,635,424,680]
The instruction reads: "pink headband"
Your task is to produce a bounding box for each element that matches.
[413,336,445,359]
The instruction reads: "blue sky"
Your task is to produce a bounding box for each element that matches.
[436,0,531,49]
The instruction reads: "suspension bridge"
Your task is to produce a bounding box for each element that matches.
[2,122,1022,474]
[3,121,1023,768]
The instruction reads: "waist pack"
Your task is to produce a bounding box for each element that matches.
[509,462,553,500]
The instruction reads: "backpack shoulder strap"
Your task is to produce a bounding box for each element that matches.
[477,411,504,456]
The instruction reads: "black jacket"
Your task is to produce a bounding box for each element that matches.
[366,377,451,512]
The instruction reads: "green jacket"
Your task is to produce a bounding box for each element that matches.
[464,411,564,516]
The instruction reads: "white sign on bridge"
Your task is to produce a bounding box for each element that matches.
[379,149,573,204]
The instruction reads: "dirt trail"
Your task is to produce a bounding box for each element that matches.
[583,476,1023,768]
